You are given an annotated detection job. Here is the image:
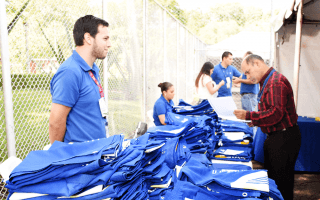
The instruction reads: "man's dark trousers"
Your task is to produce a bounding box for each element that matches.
[264,125,301,200]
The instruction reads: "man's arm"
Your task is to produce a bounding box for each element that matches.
[232,66,242,78]
[49,103,71,144]
[233,77,255,85]
[235,83,288,127]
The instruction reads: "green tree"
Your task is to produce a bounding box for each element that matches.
[156,0,188,25]
[183,2,272,44]
[185,9,210,35]
[210,3,246,26]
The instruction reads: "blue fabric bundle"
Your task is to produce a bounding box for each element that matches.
[178,156,283,200]
[173,100,218,120]
[219,120,254,136]
[216,132,253,148]
[147,122,197,140]
[177,99,192,106]
[5,104,285,200]
[211,146,253,162]
[6,135,124,197]
[152,115,217,156]
[165,112,195,126]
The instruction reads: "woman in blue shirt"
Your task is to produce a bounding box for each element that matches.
[153,82,175,126]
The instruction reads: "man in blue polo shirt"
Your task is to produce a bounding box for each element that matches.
[49,15,112,143]
[211,51,241,97]
[233,51,259,111]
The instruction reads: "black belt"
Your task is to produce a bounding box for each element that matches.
[267,124,298,136]
[241,93,251,96]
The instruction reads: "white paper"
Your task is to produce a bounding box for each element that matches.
[208,96,251,122]
[224,132,245,141]
[161,127,185,134]
[211,159,253,169]
[222,149,245,155]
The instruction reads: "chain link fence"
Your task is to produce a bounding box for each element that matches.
[0,0,206,197]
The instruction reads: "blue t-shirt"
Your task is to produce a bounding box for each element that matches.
[240,74,259,94]
[211,63,241,97]
[50,50,106,143]
[153,95,174,126]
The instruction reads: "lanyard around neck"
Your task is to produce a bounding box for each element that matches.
[88,71,104,98]
[257,69,275,103]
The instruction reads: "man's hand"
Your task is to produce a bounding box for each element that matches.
[233,83,241,88]
[233,77,241,84]
[233,109,247,120]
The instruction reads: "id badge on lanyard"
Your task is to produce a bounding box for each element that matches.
[226,77,231,89]
[257,69,276,109]
[223,67,231,89]
[88,71,107,118]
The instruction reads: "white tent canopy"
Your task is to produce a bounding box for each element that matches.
[273,0,320,118]
[206,31,271,59]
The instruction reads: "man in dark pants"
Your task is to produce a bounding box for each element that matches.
[234,54,301,200]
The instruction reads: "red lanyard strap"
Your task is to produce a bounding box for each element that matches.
[88,71,104,98]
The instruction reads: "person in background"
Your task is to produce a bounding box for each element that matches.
[195,62,225,104]
[49,15,111,144]
[211,51,241,97]
[234,54,301,200]
[233,51,259,111]
[153,82,175,126]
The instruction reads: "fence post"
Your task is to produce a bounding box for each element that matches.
[163,9,166,82]
[176,23,179,104]
[0,0,16,157]
[102,0,109,137]
[185,29,187,100]
[143,0,147,122]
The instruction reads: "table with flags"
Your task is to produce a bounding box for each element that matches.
[0,99,284,200]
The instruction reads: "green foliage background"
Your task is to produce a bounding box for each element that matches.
[157,0,278,44]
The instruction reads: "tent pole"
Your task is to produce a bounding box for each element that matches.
[293,0,303,109]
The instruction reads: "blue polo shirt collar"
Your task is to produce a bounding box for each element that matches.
[72,50,100,73]
[218,62,229,69]
[160,94,169,104]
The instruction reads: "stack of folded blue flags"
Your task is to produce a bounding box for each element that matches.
[165,153,284,200]
[209,119,255,162]
[4,99,284,200]
[172,99,219,120]
[153,114,217,155]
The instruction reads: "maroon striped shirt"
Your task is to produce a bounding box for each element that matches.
[245,67,298,133]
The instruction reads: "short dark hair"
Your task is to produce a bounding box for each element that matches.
[73,15,109,46]
[245,51,253,56]
[245,54,265,66]
[158,82,173,93]
[222,51,232,61]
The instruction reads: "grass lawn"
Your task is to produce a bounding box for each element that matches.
[0,89,142,162]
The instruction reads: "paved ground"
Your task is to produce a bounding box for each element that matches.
[253,160,320,200]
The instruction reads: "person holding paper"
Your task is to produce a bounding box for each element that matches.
[153,82,175,126]
[233,54,301,200]
[211,51,241,97]
[195,62,225,104]
[49,15,111,144]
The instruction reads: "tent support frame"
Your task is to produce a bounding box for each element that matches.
[293,0,303,108]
